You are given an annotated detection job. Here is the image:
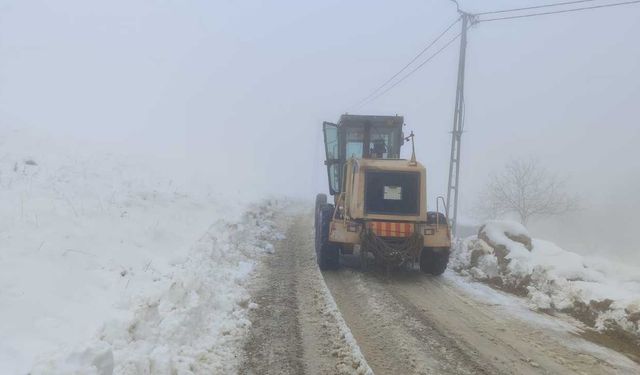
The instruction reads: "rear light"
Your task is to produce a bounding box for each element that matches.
[423,227,435,236]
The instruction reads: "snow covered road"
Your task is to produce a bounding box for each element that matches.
[325,267,640,374]
[245,209,640,375]
[239,209,371,375]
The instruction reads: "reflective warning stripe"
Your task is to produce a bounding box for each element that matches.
[368,222,414,237]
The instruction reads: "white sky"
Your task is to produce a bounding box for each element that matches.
[1,0,639,257]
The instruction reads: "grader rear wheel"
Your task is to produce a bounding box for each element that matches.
[314,194,327,249]
[420,247,449,276]
[315,194,327,220]
[315,203,339,270]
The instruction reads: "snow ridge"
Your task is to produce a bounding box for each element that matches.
[0,126,285,373]
[32,202,282,374]
[316,266,373,375]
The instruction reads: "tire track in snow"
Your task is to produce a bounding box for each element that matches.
[240,211,371,375]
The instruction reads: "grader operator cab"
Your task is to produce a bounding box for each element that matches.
[315,114,451,275]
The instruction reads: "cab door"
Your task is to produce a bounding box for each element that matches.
[323,122,341,195]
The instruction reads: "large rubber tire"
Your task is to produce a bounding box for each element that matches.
[420,247,450,276]
[314,194,327,246]
[316,204,340,270]
[315,194,327,217]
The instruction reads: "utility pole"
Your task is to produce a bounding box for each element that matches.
[446,10,473,237]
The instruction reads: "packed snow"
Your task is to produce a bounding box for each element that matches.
[315,267,373,375]
[452,220,640,342]
[0,128,282,374]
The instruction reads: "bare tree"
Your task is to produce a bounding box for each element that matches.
[476,159,578,225]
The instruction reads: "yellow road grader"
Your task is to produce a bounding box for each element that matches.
[315,114,451,274]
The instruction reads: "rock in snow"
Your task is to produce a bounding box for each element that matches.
[452,220,640,344]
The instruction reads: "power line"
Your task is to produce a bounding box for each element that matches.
[350,0,640,108]
[479,0,640,22]
[349,0,639,109]
[350,17,461,110]
[358,31,463,107]
[476,0,599,16]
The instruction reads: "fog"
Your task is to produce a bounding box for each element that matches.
[1,0,639,261]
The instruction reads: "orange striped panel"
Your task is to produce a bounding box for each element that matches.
[368,222,414,237]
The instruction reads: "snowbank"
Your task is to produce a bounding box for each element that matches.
[31,203,282,374]
[452,220,640,344]
[0,128,282,373]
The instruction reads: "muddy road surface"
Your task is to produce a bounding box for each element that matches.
[240,212,640,374]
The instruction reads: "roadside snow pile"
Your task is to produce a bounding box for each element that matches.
[452,220,640,344]
[32,202,282,374]
[0,128,282,374]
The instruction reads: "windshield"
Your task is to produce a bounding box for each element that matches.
[370,126,401,158]
[343,124,401,159]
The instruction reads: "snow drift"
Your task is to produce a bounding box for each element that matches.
[31,202,282,374]
[452,220,640,346]
[0,128,282,374]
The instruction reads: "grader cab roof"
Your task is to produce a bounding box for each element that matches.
[337,114,404,129]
